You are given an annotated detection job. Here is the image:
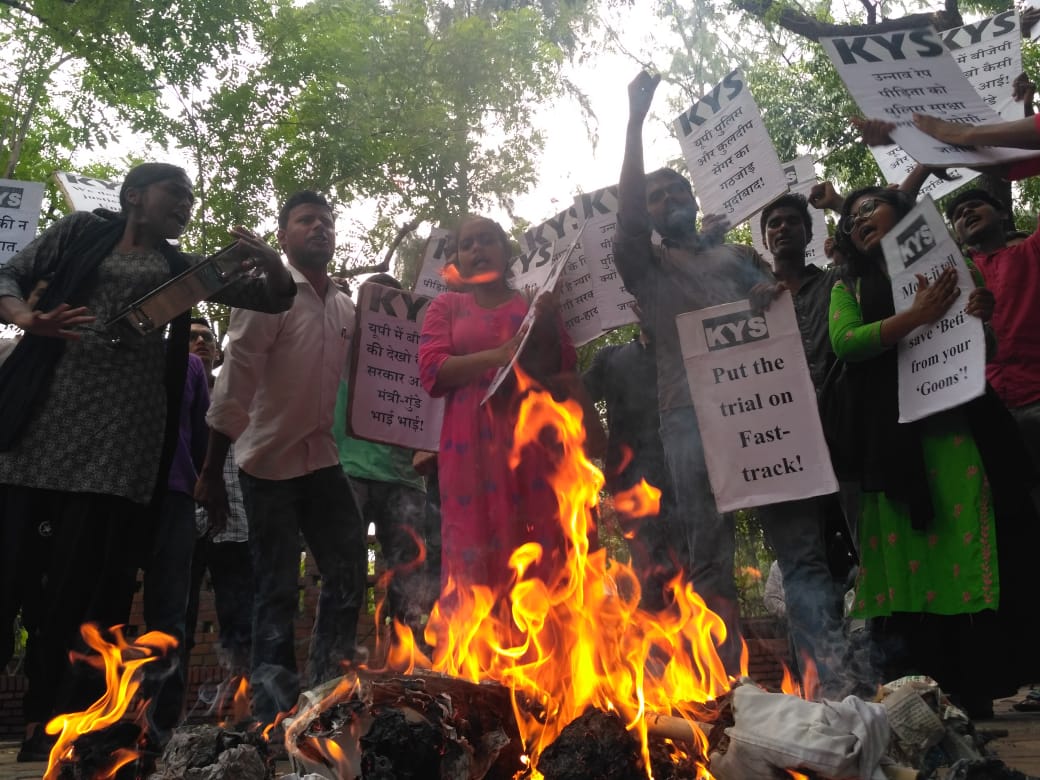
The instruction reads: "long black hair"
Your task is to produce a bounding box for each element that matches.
[835,186,914,281]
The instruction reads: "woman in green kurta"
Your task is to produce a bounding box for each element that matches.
[829,186,1038,718]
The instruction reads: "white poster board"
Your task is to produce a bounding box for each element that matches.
[750,157,829,268]
[573,184,619,222]
[585,214,638,331]
[879,197,986,423]
[674,69,787,226]
[821,26,1035,168]
[0,179,45,265]
[677,293,838,511]
[54,171,122,213]
[869,12,1021,195]
[349,283,443,450]
[412,227,454,297]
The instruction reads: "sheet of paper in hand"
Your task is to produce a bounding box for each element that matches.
[879,196,986,422]
[106,243,247,338]
[482,224,585,405]
[677,292,837,512]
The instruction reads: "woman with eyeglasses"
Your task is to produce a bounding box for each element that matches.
[829,186,1039,718]
[418,216,602,610]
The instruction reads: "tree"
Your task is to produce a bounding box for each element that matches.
[0,0,268,179]
[172,0,598,273]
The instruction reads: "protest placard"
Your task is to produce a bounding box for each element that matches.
[869,12,1020,195]
[750,157,829,268]
[583,213,638,330]
[868,145,977,201]
[412,227,454,297]
[517,206,601,344]
[879,197,986,423]
[573,184,619,222]
[54,171,122,213]
[673,69,787,227]
[821,26,1035,167]
[483,229,581,404]
[0,179,44,265]
[677,292,837,511]
[349,282,443,450]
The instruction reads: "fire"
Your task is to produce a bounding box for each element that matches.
[386,368,746,776]
[43,624,177,780]
[440,263,502,289]
[779,653,819,702]
[218,675,252,728]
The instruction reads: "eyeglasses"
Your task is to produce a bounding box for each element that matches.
[190,331,215,343]
[841,198,885,235]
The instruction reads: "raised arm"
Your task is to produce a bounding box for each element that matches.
[618,71,660,233]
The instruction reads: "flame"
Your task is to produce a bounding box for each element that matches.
[440,263,502,289]
[737,566,762,582]
[285,674,364,776]
[385,367,746,776]
[614,479,662,519]
[43,624,177,780]
[787,772,810,780]
[779,653,819,702]
[218,675,251,728]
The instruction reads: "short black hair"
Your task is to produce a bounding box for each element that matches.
[278,191,332,229]
[190,317,211,329]
[119,163,190,211]
[646,167,693,196]
[944,188,1008,222]
[760,193,813,244]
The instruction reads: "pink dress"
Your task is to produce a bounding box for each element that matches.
[419,291,576,591]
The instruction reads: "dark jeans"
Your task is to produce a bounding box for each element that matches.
[659,406,742,674]
[351,478,437,635]
[142,490,198,738]
[185,537,254,676]
[1,487,143,725]
[239,465,366,724]
[758,494,848,692]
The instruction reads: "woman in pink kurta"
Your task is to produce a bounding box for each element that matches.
[419,216,576,593]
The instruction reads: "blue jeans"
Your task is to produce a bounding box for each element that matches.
[239,465,366,724]
[659,406,742,674]
[758,495,848,692]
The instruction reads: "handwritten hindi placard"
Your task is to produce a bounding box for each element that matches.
[677,293,837,511]
[0,179,44,265]
[412,227,454,297]
[350,283,444,450]
[54,171,122,213]
[750,157,829,269]
[584,213,638,331]
[674,69,787,227]
[821,26,1035,168]
[879,197,986,423]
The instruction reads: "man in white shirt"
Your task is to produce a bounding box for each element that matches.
[196,191,365,725]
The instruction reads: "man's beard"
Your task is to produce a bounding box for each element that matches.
[293,248,334,270]
[653,203,699,240]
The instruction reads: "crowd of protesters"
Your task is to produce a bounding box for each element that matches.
[2,51,1040,763]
